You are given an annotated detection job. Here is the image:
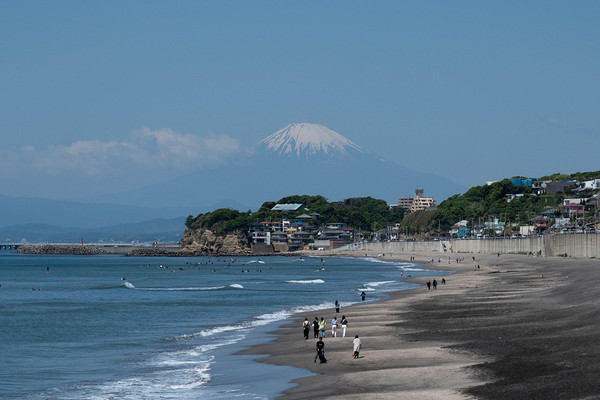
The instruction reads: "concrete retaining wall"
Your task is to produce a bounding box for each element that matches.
[353,233,600,259]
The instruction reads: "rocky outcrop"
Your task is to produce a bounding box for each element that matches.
[15,244,110,255]
[181,228,252,255]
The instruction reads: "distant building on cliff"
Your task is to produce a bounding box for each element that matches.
[397,189,436,212]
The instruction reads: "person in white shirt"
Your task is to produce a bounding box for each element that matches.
[353,335,361,359]
[331,317,338,337]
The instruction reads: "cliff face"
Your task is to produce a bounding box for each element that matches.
[181,228,252,255]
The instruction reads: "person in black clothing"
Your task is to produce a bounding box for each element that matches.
[433,279,437,289]
[313,317,319,339]
[361,291,366,301]
[303,318,310,340]
[335,300,340,313]
[315,337,326,363]
[426,281,431,290]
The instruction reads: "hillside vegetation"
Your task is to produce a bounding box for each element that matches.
[433,179,558,231]
[185,195,406,235]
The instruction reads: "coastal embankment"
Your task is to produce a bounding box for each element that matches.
[15,244,182,256]
[244,251,600,399]
[13,233,600,259]
[352,233,600,258]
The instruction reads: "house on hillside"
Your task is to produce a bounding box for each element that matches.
[271,203,304,212]
[531,180,577,195]
[484,218,506,235]
[531,180,551,195]
[506,193,525,202]
[450,220,471,238]
[545,181,577,194]
[248,223,271,245]
[574,179,600,193]
[511,178,534,186]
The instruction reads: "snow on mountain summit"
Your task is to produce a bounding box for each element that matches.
[259,123,362,158]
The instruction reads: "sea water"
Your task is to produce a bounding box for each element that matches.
[0,252,449,399]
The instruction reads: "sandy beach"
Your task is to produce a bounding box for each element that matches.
[240,252,600,399]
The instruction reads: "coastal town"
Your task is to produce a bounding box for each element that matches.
[247,176,600,253]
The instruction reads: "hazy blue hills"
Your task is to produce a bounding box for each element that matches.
[0,193,188,228]
[0,193,187,243]
[0,218,184,244]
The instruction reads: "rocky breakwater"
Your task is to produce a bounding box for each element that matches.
[181,228,252,256]
[16,244,110,255]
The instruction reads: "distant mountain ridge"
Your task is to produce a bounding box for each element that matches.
[0,193,188,228]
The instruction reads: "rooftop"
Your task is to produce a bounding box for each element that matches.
[271,204,303,211]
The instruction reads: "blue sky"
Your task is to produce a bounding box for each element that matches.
[1,1,598,201]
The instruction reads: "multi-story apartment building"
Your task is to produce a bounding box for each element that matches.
[398,189,436,212]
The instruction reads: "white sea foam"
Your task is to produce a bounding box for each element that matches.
[229,283,244,289]
[144,286,226,291]
[358,280,399,293]
[358,287,376,292]
[358,257,401,265]
[82,359,212,399]
[122,281,135,289]
[362,257,421,269]
[286,279,325,284]
[366,280,395,287]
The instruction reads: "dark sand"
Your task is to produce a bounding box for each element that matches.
[240,252,600,399]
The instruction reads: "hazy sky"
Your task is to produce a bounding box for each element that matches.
[1,1,598,201]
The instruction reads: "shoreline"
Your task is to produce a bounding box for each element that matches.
[240,251,600,399]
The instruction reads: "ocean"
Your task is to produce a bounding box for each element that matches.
[0,251,449,399]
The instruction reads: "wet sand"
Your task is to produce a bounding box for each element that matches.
[239,252,600,399]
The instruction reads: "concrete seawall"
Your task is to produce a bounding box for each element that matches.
[352,233,600,259]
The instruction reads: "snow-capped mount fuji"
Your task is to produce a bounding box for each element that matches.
[90,122,466,212]
[259,123,363,158]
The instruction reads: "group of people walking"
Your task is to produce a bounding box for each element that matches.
[426,278,446,290]
[303,300,361,364]
[304,314,349,340]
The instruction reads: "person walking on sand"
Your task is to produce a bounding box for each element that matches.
[303,318,310,340]
[426,281,431,290]
[319,317,326,338]
[313,317,319,338]
[361,291,366,301]
[353,335,361,359]
[433,279,437,289]
[331,316,338,337]
[315,337,327,363]
[341,315,348,337]
[335,300,340,313]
